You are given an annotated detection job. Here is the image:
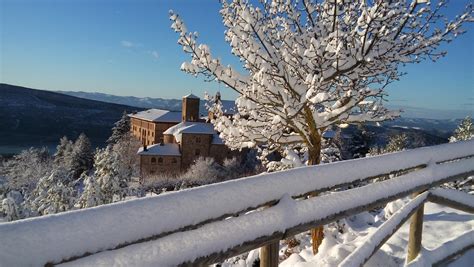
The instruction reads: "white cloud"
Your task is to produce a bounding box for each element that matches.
[121,40,142,48]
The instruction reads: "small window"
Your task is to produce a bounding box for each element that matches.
[172,158,177,164]
[158,157,163,164]
[151,157,157,164]
[195,149,200,156]
[196,136,201,143]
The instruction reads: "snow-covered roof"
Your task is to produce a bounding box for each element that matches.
[164,122,218,143]
[183,94,199,99]
[129,109,181,123]
[137,143,181,156]
[164,122,216,135]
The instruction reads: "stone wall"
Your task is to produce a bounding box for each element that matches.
[140,154,181,177]
[180,133,212,168]
[210,144,244,164]
[131,118,178,146]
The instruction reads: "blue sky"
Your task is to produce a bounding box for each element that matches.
[1,0,473,115]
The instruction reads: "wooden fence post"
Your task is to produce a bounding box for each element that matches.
[260,242,279,267]
[406,193,425,263]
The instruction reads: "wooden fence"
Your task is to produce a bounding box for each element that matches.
[0,140,473,266]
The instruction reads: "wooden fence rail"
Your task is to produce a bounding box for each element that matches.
[0,140,473,267]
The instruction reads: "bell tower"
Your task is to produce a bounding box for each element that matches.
[182,94,200,122]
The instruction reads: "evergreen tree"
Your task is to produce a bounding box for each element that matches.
[384,133,408,153]
[69,133,94,179]
[107,111,131,146]
[450,116,474,143]
[76,174,103,209]
[368,133,408,156]
[54,136,73,166]
[90,147,127,205]
[27,169,75,216]
[112,133,141,180]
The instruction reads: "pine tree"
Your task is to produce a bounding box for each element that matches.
[27,169,75,216]
[69,133,94,179]
[54,136,73,166]
[76,174,103,209]
[107,111,131,146]
[449,116,474,143]
[384,133,408,153]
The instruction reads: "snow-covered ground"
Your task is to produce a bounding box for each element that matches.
[273,201,473,267]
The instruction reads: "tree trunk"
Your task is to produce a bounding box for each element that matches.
[308,136,324,255]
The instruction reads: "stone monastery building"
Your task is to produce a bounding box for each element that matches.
[130,94,240,176]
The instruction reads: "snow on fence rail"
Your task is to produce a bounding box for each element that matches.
[0,140,473,266]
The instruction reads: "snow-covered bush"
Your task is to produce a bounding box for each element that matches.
[181,157,223,186]
[26,169,75,216]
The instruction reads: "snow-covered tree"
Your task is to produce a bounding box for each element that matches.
[171,0,472,253]
[3,147,53,193]
[85,147,131,205]
[112,133,141,179]
[0,190,24,221]
[384,133,408,153]
[181,157,223,186]
[449,116,474,143]
[76,174,103,209]
[26,169,75,216]
[444,116,473,192]
[69,133,94,179]
[171,0,472,166]
[54,136,74,166]
[107,111,131,146]
[369,133,408,155]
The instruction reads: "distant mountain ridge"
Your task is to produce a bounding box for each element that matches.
[59,90,237,117]
[0,83,143,155]
[58,91,183,111]
[60,90,463,135]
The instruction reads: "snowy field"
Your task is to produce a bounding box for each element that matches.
[272,202,474,267]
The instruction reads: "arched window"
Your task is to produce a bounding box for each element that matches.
[151,157,156,164]
[158,157,163,164]
[196,136,201,143]
[172,158,177,164]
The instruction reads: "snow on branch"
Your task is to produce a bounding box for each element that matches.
[170,0,473,165]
